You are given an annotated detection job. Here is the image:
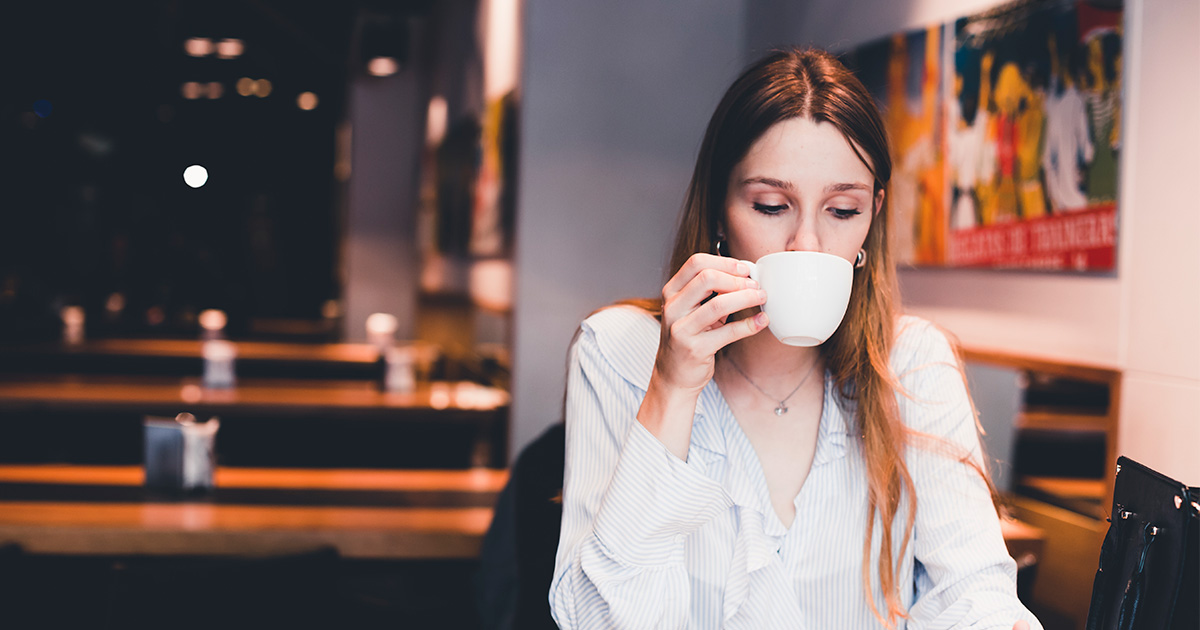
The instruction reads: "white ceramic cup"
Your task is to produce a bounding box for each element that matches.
[744,251,853,347]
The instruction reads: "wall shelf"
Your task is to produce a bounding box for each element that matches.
[961,345,1120,629]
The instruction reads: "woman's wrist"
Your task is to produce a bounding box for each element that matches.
[637,372,702,460]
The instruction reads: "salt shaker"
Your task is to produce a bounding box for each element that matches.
[202,339,237,388]
[381,346,417,393]
[61,305,85,345]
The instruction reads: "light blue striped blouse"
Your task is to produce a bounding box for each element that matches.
[550,306,1043,629]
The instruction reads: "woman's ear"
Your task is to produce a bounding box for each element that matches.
[873,189,885,216]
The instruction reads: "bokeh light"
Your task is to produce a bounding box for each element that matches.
[236,77,254,96]
[146,306,166,326]
[365,312,398,348]
[206,81,224,99]
[426,96,447,145]
[367,57,399,77]
[253,79,272,97]
[429,383,451,410]
[33,100,53,118]
[296,91,319,110]
[198,309,227,332]
[184,37,213,57]
[183,164,209,188]
[216,38,244,59]
[105,292,126,315]
[181,81,203,99]
[180,384,203,404]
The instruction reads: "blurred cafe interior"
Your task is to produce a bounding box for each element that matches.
[0,0,1196,629]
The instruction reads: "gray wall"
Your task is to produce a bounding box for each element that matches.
[510,1,747,454]
[341,22,433,343]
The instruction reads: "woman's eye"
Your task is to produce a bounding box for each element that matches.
[831,207,862,219]
[752,202,788,215]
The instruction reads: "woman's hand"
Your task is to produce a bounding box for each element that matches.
[1012,622,1029,630]
[656,253,767,391]
[637,253,767,458]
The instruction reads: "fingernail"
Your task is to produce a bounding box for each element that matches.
[755,312,768,327]
[746,278,759,289]
[756,289,767,301]
[736,262,749,276]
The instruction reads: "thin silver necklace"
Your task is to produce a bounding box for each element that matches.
[724,352,819,416]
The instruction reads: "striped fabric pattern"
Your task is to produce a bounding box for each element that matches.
[550,306,1043,630]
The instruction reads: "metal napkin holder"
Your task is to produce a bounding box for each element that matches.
[144,412,220,492]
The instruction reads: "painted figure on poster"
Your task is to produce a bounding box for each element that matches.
[990,61,1025,223]
[886,28,945,264]
[948,47,995,230]
[1042,31,1094,212]
[1082,31,1121,203]
[1013,64,1048,220]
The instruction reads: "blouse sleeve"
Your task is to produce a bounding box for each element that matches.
[896,321,1044,630]
[549,316,732,630]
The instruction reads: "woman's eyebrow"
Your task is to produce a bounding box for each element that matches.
[824,182,872,193]
[741,176,794,191]
[741,178,871,194]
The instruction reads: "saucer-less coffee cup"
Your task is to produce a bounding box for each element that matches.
[744,251,853,346]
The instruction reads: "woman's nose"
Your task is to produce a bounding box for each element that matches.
[786,220,821,252]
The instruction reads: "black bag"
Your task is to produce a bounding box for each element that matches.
[1086,456,1199,630]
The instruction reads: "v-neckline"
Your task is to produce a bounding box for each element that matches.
[710,370,837,535]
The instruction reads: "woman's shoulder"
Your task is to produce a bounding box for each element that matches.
[576,304,660,390]
[891,316,982,452]
[582,303,660,336]
[891,314,961,375]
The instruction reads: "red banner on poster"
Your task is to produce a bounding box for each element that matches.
[947,204,1116,270]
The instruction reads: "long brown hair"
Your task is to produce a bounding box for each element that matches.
[638,48,917,626]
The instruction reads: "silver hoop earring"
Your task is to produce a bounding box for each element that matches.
[854,248,866,269]
[714,240,728,257]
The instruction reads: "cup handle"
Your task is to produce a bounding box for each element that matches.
[742,260,758,283]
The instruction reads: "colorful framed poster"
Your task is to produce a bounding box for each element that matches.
[946,0,1122,270]
[844,0,1122,271]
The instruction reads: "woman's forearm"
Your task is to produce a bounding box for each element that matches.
[636,373,701,460]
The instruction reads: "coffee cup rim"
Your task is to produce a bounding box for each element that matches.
[750,250,851,267]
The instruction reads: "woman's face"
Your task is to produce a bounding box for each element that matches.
[721,117,881,266]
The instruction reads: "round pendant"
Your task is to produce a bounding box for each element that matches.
[774,406,786,416]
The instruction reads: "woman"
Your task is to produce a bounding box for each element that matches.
[550,48,1041,629]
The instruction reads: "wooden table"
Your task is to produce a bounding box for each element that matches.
[0,339,441,380]
[0,375,511,467]
[0,374,508,420]
[0,465,508,560]
[999,516,1045,567]
[0,464,1043,565]
[15,339,391,363]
